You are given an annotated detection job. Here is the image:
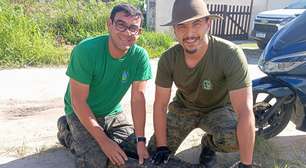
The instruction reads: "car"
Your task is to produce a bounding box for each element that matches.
[250,0,306,49]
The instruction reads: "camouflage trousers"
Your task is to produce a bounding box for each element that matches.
[148,101,239,155]
[63,112,138,168]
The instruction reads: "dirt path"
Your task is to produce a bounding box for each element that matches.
[1,50,306,168]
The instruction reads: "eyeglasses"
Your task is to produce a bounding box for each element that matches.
[113,19,141,35]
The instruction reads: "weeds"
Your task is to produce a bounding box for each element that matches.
[0,0,174,68]
[15,142,30,157]
[138,31,174,58]
[1,143,62,158]
[253,136,306,168]
[0,0,68,68]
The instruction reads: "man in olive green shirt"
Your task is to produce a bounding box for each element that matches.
[149,0,256,167]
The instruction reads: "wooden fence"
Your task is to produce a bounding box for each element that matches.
[208,1,253,40]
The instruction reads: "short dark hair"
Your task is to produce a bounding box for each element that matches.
[110,3,144,26]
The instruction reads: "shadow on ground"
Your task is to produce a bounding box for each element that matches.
[177,146,239,167]
[1,135,306,168]
[0,148,75,168]
[0,147,237,168]
[270,135,306,164]
[178,134,306,167]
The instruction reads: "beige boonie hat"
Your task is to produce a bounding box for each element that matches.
[162,0,223,26]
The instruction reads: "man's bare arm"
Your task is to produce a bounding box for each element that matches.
[70,79,127,165]
[153,86,172,147]
[131,80,149,164]
[229,86,255,165]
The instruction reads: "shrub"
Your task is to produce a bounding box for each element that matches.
[0,0,68,68]
[19,0,175,58]
[0,0,174,67]
[45,0,110,44]
[29,0,144,45]
[138,31,174,58]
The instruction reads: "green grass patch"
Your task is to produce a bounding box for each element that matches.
[0,0,174,68]
[238,41,258,49]
[21,0,146,45]
[138,31,174,58]
[0,0,68,68]
[43,0,111,44]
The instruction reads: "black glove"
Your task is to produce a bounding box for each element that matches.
[151,146,171,165]
[230,161,261,168]
[239,162,253,168]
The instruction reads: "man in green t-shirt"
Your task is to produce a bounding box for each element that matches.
[148,0,256,167]
[56,4,152,167]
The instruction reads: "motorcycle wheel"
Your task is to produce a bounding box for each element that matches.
[253,92,294,139]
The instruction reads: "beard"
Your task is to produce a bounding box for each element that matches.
[182,36,200,54]
[184,48,197,54]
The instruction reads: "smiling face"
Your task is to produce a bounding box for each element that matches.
[107,11,142,56]
[173,18,211,54]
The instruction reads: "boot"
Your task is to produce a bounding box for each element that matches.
[57,115,74,154]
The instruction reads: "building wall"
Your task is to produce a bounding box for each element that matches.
[154,0,175,32]
[148,0,293,34]
[146,0,156,30]
[267,0,293,9]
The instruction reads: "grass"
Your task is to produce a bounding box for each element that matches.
[237,41,259,49]
[0,0,69,68]
[0,0,174,68]
[15,142,29,157]
[43,0,111,44]
[253,136,306,168]
[253,136,281,167]
[217,136,306,167]
[1,143,62,158]
[138,31,174,58]
[175,129,306,168]
[171,128,306,167]
[1,142,31,158]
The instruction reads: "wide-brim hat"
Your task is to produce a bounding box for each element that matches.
[161,0,223,26]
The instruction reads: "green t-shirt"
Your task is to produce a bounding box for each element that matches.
[64,35,152,117]
[156,35,251,112]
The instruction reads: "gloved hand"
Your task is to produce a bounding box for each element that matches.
[238,162,253,168]
[151,146,171,165]
[230,161,262,168]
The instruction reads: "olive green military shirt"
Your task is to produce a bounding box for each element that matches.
[156,35,251,112]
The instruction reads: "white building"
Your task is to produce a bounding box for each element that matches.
[147,0,293,35]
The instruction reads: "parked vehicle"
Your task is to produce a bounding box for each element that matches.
[250,0,306,49]
[252,11,306,139]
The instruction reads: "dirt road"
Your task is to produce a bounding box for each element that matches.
[1,49,306,168]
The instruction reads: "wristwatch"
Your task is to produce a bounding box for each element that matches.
[136,136,146,143]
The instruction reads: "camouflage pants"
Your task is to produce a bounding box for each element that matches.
[148,101,239,155]
[65,112,137,168]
